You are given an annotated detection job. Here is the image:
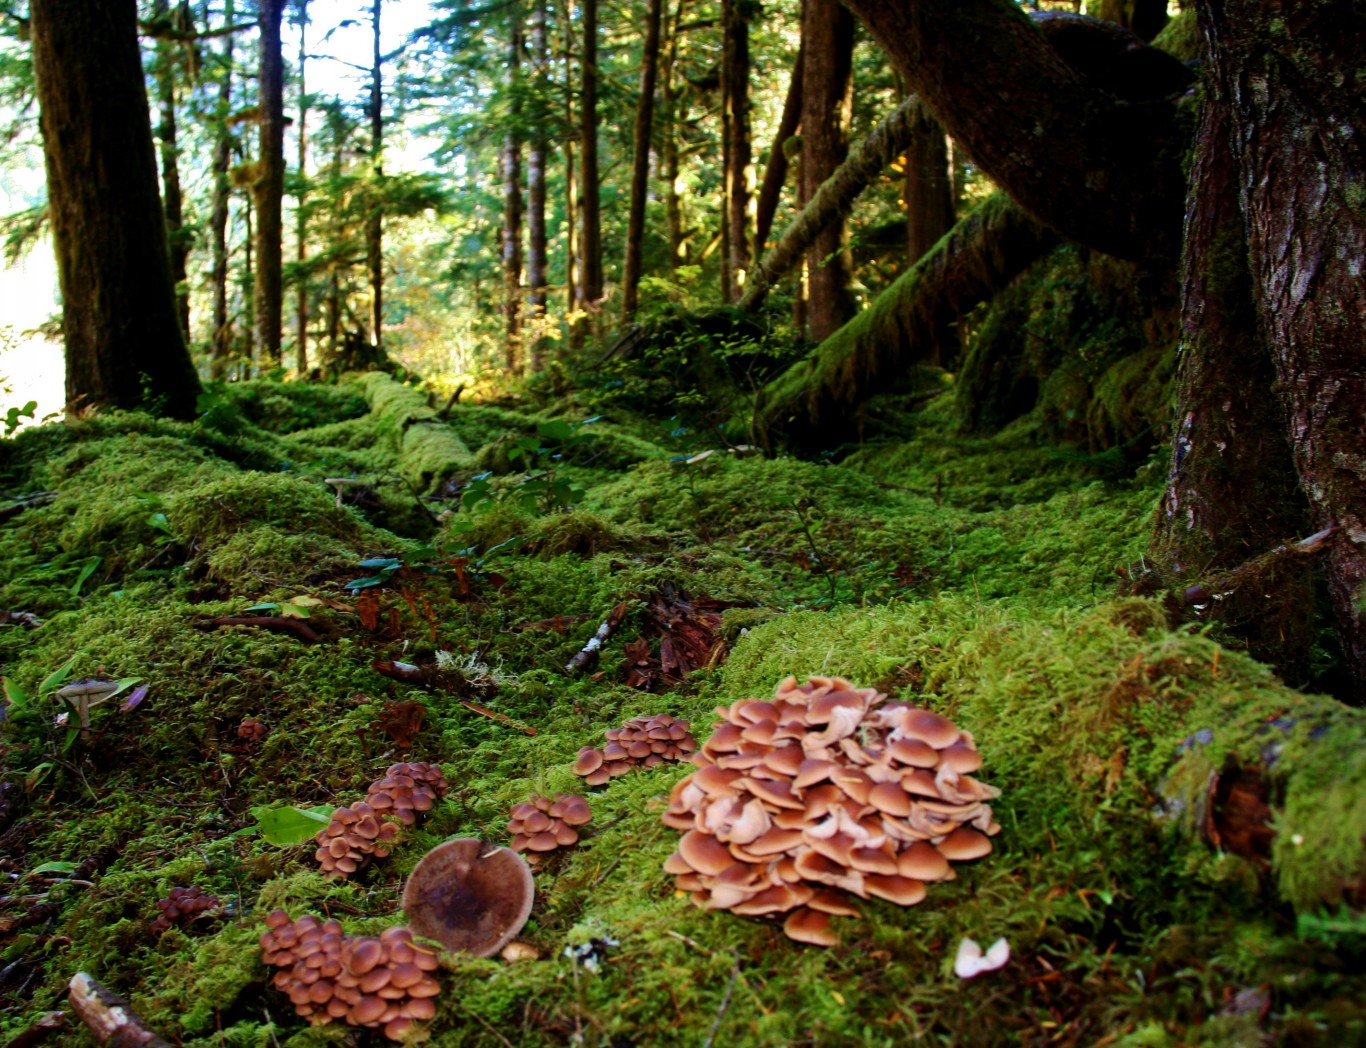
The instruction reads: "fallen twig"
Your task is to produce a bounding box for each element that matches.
[67,972,172,1048]
[564,601,629,675]
[1183,526,1336,606]
[701,955,741,1048]
[194,616,322,644]
[371,660,538,735]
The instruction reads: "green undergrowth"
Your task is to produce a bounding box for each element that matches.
[0,377,1362,1047]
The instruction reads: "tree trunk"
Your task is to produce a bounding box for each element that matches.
[1091,0,1168,41]
[753,44,802,261]
[502,19,524,370]
[903,107,954,264]
[153,4,191,341]
[660,0,687,274]
[621,0,665,319]
[801,0,856,341]
[579,0,604,315]
[253,0,286,370]
[759,193,1056,450]
[720,0,752,303]
[295,5,310,375]
[209,0,236,380]
[525,0,549,371]
[1147,83,1312,682]
[367,0,384,350]
[30,0,201,420]
[742,95,924,313]
[840,0,1186,263]
[1199,0,1366,700]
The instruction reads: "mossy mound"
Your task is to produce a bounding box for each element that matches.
[0,376,1362,1048]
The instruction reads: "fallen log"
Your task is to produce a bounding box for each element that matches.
[67,972,172,1048]
[758,192,1057,449]
[355,371,475,496]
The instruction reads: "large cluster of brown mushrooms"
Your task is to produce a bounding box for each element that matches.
[314,761,449,878]
[662,675,1001,945]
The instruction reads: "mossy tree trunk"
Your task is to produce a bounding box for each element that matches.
[253,0,286,370]
[209,0,236,380]
[501,17,524,368]
[800,0,856,340]
[1198,0,1366,701]
[759,194,1056,449]
[525,0,549,371]
[152,2,191,341]
[720,0,752,304]
[367,0,385,351]
[579,0,604,318]
[31,0,201,421]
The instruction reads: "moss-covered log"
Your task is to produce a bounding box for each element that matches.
[759,193,1057,449]
[356,371,475,495]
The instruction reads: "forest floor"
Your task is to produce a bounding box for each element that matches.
[0,372,1362,1047]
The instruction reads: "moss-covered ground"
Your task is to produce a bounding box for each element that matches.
[0,374,1362,1047]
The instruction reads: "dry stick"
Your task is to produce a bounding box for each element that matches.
[739,94,926,312]
[564,601,629,674]
[371,660,538,735]
[67,972,173,1048]
[701,955,741,1048]
[194,616,322,643]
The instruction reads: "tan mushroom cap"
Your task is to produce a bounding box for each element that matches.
[402,839,535,958]
[783,907,840,946]
[935,827,994,861]
[899,708,960,748]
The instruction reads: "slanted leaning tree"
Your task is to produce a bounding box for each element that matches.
[30,0,202,420]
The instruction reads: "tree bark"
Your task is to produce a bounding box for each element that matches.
[753,43,802,262]
[253,0,286,369]
[1092,0,1168,41]
[1199,0,1366,700]
[621,0,665,319]
[209,0,236,380]
[525,0,549,371]
[30,0,201,420]
[295,5,310,375]
[840,0,1186,263]
[660,0,688,275]
[801,0,856,341]
[741,95,924,313]
[903,107,954,265]
[759,193,1056,450]
[367,0,384,350]
[153,3,191,341]
[502,19,524,369]
[579,0,604,314]
[720,0,752,303]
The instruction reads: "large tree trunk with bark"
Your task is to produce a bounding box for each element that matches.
[254,0,286,369]
[366,0,385,351]
[741,95,925,313]
[759,194,1056,449]
[579,0,604,317]
[801,0,856,341]
[621,0,664,319]
[31,0,201,420]
[153,3,191,341]
[841,0,1186,264]
[1197,0,1366,701]
[720,0,751,303]
[752,45,802,262]
[295,6,310,375]
[525,0,549,371]
[209,1,236,380]
[1147,80,1312,683]
[502,19,524,369]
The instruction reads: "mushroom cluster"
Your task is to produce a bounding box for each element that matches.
[507,793,593,861]
[661,675,1001,946]
[573,714,697,785]
[260,911,440,1042]
[149,885,219,935]
[314,761,449,878]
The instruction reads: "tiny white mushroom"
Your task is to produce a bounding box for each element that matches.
[954,937,1010,979]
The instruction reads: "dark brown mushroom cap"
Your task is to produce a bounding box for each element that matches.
[402,839,534,959]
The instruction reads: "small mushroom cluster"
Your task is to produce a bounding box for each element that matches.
[662,675,1001,946]
[260,910,440,1042]
[573,713,697,785]
[507,793,593,861]
[315,761,449,878]
[149,885,219,935]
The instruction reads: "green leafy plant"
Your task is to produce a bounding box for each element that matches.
[248,804,337,846]
[461,418,596,516]
[3,399,36,436]
[344,545,437,591]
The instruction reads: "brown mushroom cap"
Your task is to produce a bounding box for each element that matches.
[402,839,534,958]
[783,907,839,946]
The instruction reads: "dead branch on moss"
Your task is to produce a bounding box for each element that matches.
[758,193,1057,450]
[1181,526,1335,608]
[565,601,630,675]
[67,972,172,1048]
[194,616,322,644]
[371,659,538,735]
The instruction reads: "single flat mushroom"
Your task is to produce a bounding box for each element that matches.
[402,839,534,959]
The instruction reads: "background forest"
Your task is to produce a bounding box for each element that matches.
[1,0,1365,1046]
